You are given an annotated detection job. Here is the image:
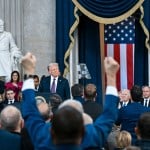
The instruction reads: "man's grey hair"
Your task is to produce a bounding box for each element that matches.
[0,106,22,131]
[48,63,59,70]
[59,99,84,113]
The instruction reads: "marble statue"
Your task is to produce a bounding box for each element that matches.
[0,19,22,82]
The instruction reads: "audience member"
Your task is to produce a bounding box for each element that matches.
[83,83,103,121]
[58,99,93,125]
[116,85,150,144]
[71,83,84,104]
[21,53,119,149]
[38,63,70,100]
[142,86,150,107]
[106,125,120,150]
[5,70,23,101]
[0,105,23,150]
[51,105,84,149]
[115,130,132,150]
[2,89,22,110]
[35,95,46,105]
[50,93,62,114]
[119,89,131,108]
[37,102,52,123]
[33,75,40,91]
[134,112,150,149]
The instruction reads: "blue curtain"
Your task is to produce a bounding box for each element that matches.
[56,0,75,74]
[77,0,140,17]
[78,15,102,104]
[134,0,150,86]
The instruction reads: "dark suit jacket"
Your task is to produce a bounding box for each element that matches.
[141,98,150,107]
[119,100,131,108]
[116,102,150,144]
[2,100,22,111]
[22,89,119,150]
[0,129,21,150]
[38,76,70,100]
[83,100,103,121]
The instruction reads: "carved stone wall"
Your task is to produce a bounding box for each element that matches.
[0,0,56,78]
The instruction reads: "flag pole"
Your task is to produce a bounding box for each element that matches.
[99,24,105,102]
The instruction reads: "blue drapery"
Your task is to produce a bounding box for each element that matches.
[56,0,75,74]
[56,0,148,103]
[134,0,150,86]
[77,0,140,18]
[78,15,102,104]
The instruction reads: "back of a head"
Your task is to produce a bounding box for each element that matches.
[116,130,131,149]
[84,84,97,100]
[0,106,22,132]
[37,102,52,122]
[51,106,84,144]
[71,84,84,97]
[137,112,150,139]
[50,94,62,108]
[59,99,84,113]
[35,96,46,105]
[130,85,142,102]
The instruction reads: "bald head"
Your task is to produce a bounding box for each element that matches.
[84,84,97,100]
[58,99,93,124]
[0,106,23,132]
[59,99,84,113]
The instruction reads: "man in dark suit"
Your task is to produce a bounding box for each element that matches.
[71,83,85,104]
[0,105,23,150]
[142,86,150,107]
[21,53,119,150]
[116,85,150,144]
[38,63,70,101]
[83,83,103,121]
[119,89,131,108]
[2,89,22,111]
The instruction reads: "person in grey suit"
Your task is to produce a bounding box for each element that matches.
[38,63,70,101]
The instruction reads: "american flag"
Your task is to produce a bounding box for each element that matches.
[104,16,135,90]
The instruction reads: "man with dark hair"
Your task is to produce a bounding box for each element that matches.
[50,93,62,114]
[71,84,84,104]
[33,75,40,91]
[21,53,119,150]
[51,106,84,149]
[135,112,150,149]
[83,83,103,121]
[116,85,150,144]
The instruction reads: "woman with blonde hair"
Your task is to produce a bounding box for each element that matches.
[115,130,132,150]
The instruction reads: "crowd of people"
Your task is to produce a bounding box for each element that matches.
[0,52,150,150]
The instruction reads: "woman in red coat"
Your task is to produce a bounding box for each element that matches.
[5,71,23,101]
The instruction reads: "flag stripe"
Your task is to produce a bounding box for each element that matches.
[120,44,127,89]
[105,44,134,90]
[127,44,134,89]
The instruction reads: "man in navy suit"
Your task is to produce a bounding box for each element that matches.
[38,63,70,101]
[21,53,119,150]
[142,86,150,107]
[1,89,22,111]
[116,85,150,144]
